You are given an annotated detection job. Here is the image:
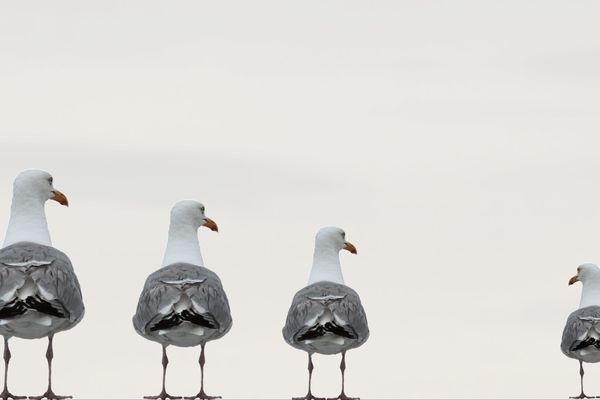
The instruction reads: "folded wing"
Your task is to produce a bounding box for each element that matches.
[283,281,369,353]
[133,263,232,345]
[0,242,85,332]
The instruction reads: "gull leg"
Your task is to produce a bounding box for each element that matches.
[327,351,358,400]
[569,360,593,399]
[185,344,220,400]
[29,335,71,400]
[0,337,25,400]
[293,353,324,400]
[144,345,181,400]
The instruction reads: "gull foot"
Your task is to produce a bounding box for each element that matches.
[292,393,325,400]
[144,392,182,400]
[326,394,359,400]
[184,392,221,400]
[28,391,72,400]
[0,389,26,400]
[569,394,593,399]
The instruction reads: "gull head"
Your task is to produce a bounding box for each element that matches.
[315,226,357,254]
[13,169,68,207]
[170,200,218,232]
[569,263,600,286]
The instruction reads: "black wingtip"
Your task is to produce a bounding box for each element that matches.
[0,300,26,319]
[25,296,67,318]
[296,321,358,342]
[150,310,219,332]
[571,337,597,352]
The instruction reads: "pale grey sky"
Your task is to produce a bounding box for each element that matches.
[1,1,600,398]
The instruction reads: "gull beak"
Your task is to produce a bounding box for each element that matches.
[343,241,357,254]
[202,217,219,232]
[51,190,69,207]
[569,275,579,286]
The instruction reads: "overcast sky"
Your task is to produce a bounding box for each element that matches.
[1,1,600,398]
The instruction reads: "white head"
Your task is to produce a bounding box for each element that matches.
[12,169,68,207]
[314,226,357,255]
[161,200,218,267]
[3,169,69,247]
[569,263,600,286]
[568,263,600,309]
[169,200,218,232]
[308,226,357,284]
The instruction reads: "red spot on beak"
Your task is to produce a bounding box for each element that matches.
[569,275,579,286]
[344,242,357,254]
[202,218,218,232]
[51,190,69,207]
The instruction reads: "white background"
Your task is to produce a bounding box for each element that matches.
[1,1,599,398]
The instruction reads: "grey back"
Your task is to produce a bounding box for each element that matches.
[133,262,232,343]
[0,241,85,330]
[561,305,600,358]
[283,281,369,352]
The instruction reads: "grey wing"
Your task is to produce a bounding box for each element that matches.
[0,243,39,307]
[329,289,370,346]
[282,292,325,347]
[186,271,232,336]
[132,278,179,335]
[0,242,84,325]
[29,249,85,324]
[133,264,232,337]
[133,264,191,335]
[561,306,600,356]
[0,265,27,309]
[282,282,369,349]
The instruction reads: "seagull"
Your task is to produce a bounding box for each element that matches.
[561,263,600,399]
[133,200,232,400]
[283,227,369,400]
[0,169,84,400]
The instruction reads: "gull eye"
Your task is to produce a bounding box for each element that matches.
[200,206,205,213]
[341,231,345,238]
[48,176,53,184]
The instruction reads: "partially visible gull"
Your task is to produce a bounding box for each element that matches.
[283,227,369,400]
[133,200,232,400]
[561,263,600,399]
[0,169,84,400]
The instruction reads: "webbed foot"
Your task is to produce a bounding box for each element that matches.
[144,391,182,400]
[28,391,72,400]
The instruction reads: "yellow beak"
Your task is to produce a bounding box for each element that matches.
[51,190,69,207]
[343,241,357,254]
[202,217,218,232]
[569,275,579,286]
